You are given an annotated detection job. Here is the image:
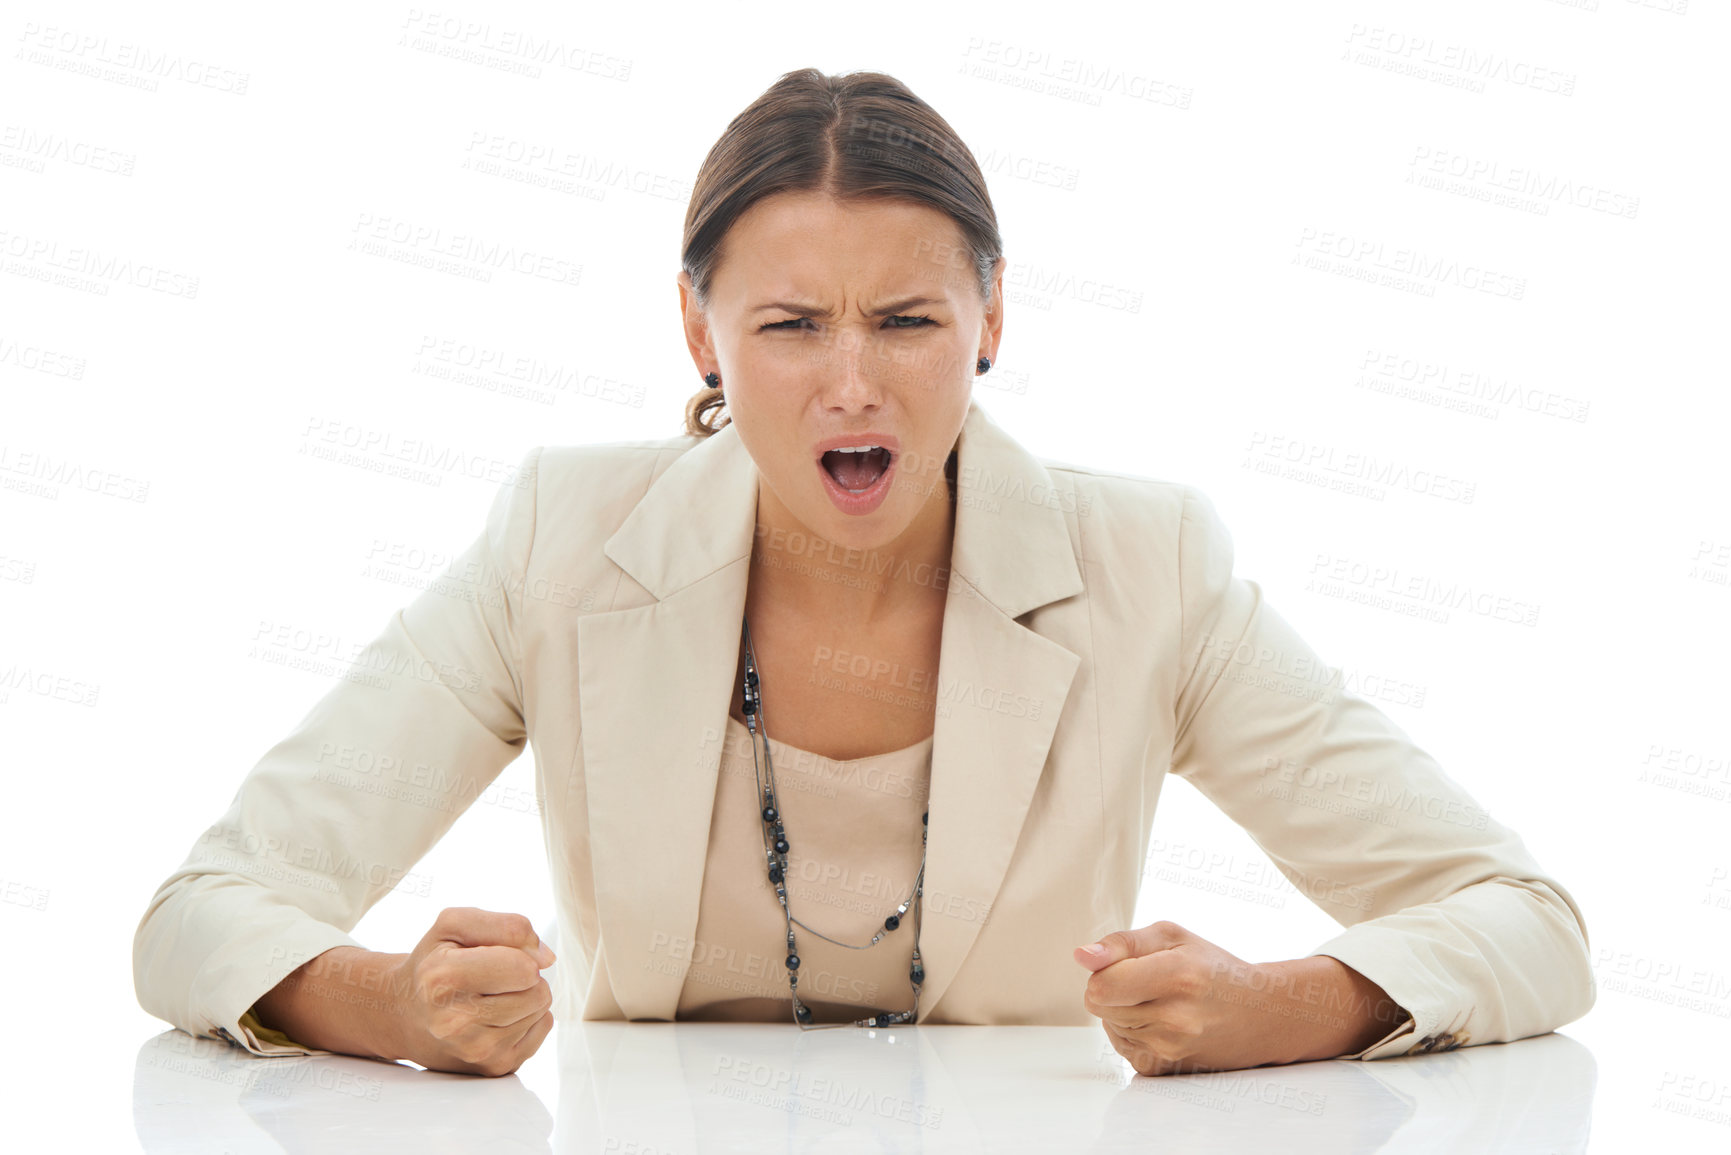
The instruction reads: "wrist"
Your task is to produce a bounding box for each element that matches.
[1253,956,1409,1064]
[256,946,411,1062]
[348,950,413,1062]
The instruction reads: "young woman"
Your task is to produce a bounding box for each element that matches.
[134,68,1594,1078]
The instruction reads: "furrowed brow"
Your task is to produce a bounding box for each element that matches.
[751,295,946,318]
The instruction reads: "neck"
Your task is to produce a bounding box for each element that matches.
[751,450,957,627]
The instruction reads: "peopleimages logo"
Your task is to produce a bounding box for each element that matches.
[1244,431,1478,504]
[1305,554,1541,628]
[1293,227,1526,300]
[1341,24,1577,96]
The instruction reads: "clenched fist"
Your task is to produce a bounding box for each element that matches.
[387,906,557,1077]
[1074,920,1406,1076]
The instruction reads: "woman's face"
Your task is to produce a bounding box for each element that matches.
[679,190,1002,553]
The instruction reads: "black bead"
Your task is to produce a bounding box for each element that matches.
[786,954,800,970]
[774,838,789,854]
[761,806,777,823]
[743,699,756,716]
[911,965,924,984]
[768,865,783,883]
[922,812,928,825]
[795,1004,812,1023]
[883,914,900,932]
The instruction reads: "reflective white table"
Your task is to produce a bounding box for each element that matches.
[131,1022,1595,1153]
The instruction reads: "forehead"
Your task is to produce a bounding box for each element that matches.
[712,190,970,302]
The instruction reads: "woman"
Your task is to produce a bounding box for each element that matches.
[133,68,1595,1079]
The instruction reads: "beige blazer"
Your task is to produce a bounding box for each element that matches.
[133,398,1596,1062]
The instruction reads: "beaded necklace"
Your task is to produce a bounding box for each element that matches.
[739,617,927,1028]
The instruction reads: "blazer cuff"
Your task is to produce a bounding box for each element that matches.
[204,922,365,1058]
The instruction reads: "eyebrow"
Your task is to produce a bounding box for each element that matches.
[751,295,946,318]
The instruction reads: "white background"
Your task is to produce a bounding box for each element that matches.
[2,0,1727,1149]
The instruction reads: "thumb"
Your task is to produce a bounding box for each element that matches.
[434,907,556,967]
[1073,924,1181,972]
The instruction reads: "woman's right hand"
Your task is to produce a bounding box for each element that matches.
[387,906,557,1076]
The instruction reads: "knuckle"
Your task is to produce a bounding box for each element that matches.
[419,972,455,1006]
[1098,930,1134,953]
[1166,1010,1204,1042]
[453,1036,491,1065]
[1173,967,1209,1000]
[1138,1039,1180,1073]
[427,1010,461,1041]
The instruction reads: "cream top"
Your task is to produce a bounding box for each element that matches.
[675,714,935,1024]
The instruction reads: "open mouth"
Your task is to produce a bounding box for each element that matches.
[820,447,893,493]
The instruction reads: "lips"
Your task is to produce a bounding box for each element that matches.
[815,450,897,515]
[810,434,901,515]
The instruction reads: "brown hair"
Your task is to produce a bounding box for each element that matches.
[681,68,1003,438]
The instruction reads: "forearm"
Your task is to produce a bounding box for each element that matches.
[251,946,411,1061]
[1245,955,1410,1063]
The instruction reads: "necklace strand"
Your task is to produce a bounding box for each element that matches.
[741,617,926,1028]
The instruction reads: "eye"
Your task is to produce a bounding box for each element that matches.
[756,314,936,332]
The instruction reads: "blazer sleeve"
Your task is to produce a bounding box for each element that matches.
[1167,485,1595,1061]
[131,446,544,1057]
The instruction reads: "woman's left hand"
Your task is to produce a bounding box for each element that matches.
[1075,920,1298,1076]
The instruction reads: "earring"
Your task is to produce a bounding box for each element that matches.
[704,371,721,394]
[976,357,991,374]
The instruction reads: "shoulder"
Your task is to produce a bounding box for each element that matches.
[530,431,701,520]
[1030,453,1219,563]
[536,431,703,482]
[1017,453,1239,644]
[492,433,707,583]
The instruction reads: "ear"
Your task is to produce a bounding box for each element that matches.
[677,270,714,379]
[981,255,1006,364]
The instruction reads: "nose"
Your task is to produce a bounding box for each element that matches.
[820,330,884,412]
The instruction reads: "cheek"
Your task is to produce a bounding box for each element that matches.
[743,341,815,382]
[734,419,814,496]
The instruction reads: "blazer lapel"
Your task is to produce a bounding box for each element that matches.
[578,398,1084,1021]
[576,419,758,1021]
